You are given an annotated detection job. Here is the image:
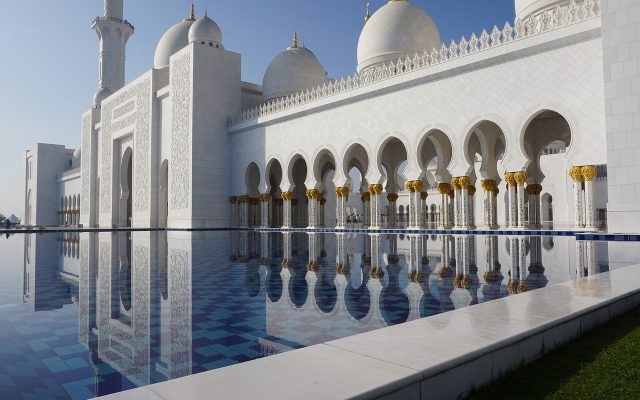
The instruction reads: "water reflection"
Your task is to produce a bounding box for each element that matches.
[18,230,613,398]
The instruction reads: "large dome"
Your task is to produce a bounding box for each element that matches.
[515,0,569,20]
[188,11,223,48]
[154,10,196,69]
[262,36,329,102]
[357,0,441,74]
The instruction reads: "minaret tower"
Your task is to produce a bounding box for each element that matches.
[91,0,134,107]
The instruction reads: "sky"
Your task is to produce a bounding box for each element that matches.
[0,0,515,219]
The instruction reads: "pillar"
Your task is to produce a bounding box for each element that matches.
[238,196,249,228]
[259,194,270,228]
[526,184,542,229]
[306,189,320,228]
[369,184,383,229]
[319,197,326,227]
[362,193,371,227]
[387,193,398,228]
[335,187,348,229]
[515,172,527,229]
[569,167,585,229]
[582,166,597,230]
[468,185,477,229]
[451,178,462,228]
[282,192,293,228]
[457,176,471,229]
[481,180,498,229]
[420,191,428,228]
[437,183,451,228]
[274,198,283,227]
[504,173,517,228]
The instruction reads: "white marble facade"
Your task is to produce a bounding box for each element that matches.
[24,0,640,232]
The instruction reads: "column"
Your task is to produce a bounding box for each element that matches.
[468,185,476,229]
[405,180,423,229]
[362,193,371,227]
[259,194,270,228]
[481,180,497,229]
[238,196,249,228]
[420,191,428,228]
[229,197,239,227]
[451,178,462,228]
[275,198,283,227]
[504,173,517,228]
[335,187,348,229]
[387,193,398,228]
[515,172,527,229]
[437,183,450,228]
[569,167,585,229]
[457,176,471,229]
[306,189,320,228]
[491,185,499,228]
[508,237,519,294]
[319,197,326,227]
[369,184,383,229]
[526,184,542,229]
[282,192,293,228]
[582,166,597,230]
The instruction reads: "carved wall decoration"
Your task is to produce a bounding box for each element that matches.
[170,52,192,210]
[80,113,92,217]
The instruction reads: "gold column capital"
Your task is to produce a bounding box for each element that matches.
[514,171,528,186]
[468,185,476,196]
[437,183,451,195]
[238,195,250,204]
[229,196,238,204]
[420,191,428,201]
[281,191,294,201]
[581,165,597,182]
[481,179,495,192]
[368,183,384,195]
[451,177,461,190]
[412,180,424,192]
[335,186,349,198]
[569,166,584,182]
[306,189,320,200]
[361,192,371,202]
[504,172,516,187]
[405,181,415,193]
[458,176,471,189]
[320,198,327,205]
[387,193,399,202]
[259,193,271,203]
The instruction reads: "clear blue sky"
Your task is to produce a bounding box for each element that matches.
[0,0,515,218]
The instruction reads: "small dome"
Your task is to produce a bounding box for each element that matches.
[357,0,441,74]
[154,8,196,69]
[515,0,568,20]
[188,11,223,48]
[72,148,81,168]
[73,148,81,159]
[262,34,329,102]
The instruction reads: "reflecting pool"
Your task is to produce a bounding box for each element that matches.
[0,231,638,399]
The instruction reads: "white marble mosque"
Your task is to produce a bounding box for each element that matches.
[23,0,636,233]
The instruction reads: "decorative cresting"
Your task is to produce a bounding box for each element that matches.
[229,0,601,127]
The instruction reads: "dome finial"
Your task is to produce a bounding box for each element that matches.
[205,9,208,18]
[291,32,299,49]
[365,2,371,23]
[188,1,196,21]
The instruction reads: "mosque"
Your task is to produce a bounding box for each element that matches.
[24,0,632,232]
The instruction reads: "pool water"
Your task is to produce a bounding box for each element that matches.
[0,231,638,399]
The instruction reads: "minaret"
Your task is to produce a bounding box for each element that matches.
[92,0,134,107]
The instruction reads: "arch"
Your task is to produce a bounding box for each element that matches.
[245,162,261,196]
[417,129,454,184]
[312,148,338,189]
[462,119,507,181]
[286,152,311,190]
[120,147,133,227]
[376,135,409,188]
[520,109,572,181]
[265,157,284,193]
[160,160,169,228]
[341,141,371,182]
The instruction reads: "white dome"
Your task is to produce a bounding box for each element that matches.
[188,12,223,48]
[357,0,441,74]
[72,148,81,168]
[262,38,329,102]
[515,0,569,20]
[73,148,81,159]
[93,86,112,108]
[154,18,195,69]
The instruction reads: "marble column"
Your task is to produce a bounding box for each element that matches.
[229,197,238,228]
[504,173,517,228]
[468,185,476,229]
[335,187,348,229]
[481,180,497,229]
[582,166,597,230]
[306,189,320,228]
[451,178,462,228]
[405,180,423,229]
[387,193,398,228]
[362,193,371,228]
[281,192,293,228]
[274,199,283,228]
[569,167,585,229]
[526,184,542,229]
[514,172,527,229]
[420,191,428,228]
[238,196,249,228]
[508,237,519,294]
[369,184,383,229]
[259,194,270,228]
[457,176,471,229]
[319,197,326,227]
[437,183,451,228]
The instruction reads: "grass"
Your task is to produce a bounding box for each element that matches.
[468,305,640,400]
